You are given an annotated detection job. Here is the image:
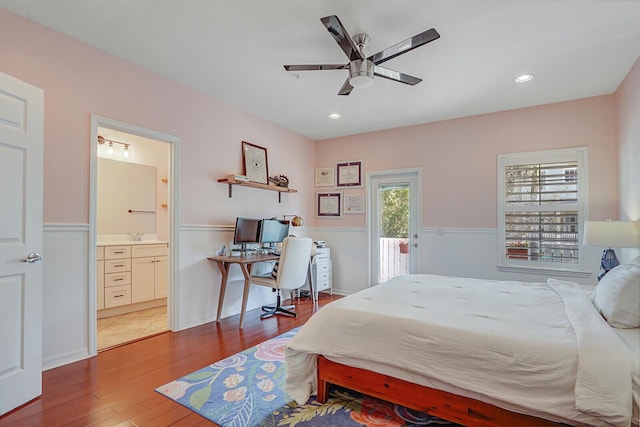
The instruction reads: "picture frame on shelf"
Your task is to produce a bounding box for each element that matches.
[242,141,269,184]
[336,161,362,187]
[315,167,335,187]
[317,191,342,218]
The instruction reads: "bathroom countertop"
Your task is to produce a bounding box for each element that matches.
[97,240,167,246]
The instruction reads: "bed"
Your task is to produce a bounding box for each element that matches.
[285,269,640,427]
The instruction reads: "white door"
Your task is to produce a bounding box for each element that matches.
[0,72,44,415]
[368,169,421,285]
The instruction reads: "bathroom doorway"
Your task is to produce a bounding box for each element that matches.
[89,116,179,353]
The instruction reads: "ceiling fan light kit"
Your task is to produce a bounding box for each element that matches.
[349,59,375,88]
[284,15,440,96]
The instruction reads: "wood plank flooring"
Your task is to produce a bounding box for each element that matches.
[1,293,340,427]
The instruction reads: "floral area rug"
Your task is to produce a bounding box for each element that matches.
[156,327,459,427]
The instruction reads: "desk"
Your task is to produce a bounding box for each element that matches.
[208,254,278,329]
[208,253,315,329]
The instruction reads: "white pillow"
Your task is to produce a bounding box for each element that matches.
[592,264,640,328]
[629,256,640,266]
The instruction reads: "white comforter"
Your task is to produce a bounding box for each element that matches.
[285,274,637,427]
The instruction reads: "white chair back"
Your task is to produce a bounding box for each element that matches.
[275,237,312,290]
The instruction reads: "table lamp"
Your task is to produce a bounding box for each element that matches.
[583,220,640,280]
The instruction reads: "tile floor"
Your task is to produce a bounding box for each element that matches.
[97,305,168,350]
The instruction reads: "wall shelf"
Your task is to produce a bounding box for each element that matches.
[217,177,297,203]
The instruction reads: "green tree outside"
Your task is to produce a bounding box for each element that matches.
[381,187,409,238]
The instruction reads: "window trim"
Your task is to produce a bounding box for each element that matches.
[497,147,589,275]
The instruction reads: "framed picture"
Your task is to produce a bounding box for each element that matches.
[242,141,268,184]
[344,193,365,214]
[315,167,335,187]
[336,161,362,187]
[317,192,342,218]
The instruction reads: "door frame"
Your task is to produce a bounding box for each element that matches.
[88,115,180,355]
[366,168,422,286]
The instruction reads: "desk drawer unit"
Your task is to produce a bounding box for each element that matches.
[314,261,332,292]
[105,258,131,274]
[104,284,132,307]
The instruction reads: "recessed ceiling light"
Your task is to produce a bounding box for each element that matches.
[515,74,534,83]
[329,113,341,119]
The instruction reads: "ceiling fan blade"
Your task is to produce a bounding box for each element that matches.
[284,64,348,71]
[374,66,422,86]
[321,15,364,61]
[369,28,440,65]
[337,79,354,96]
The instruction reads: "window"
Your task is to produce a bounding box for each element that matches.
[498,148,588,272]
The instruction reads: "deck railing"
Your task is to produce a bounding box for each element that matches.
[379,238,409,283]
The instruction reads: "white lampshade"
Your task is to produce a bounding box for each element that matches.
[583,221,640,248]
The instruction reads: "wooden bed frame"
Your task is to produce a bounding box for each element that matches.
[316,356,566,427]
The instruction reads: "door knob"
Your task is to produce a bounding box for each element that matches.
[412,243,418,248]
[21,252,43,263]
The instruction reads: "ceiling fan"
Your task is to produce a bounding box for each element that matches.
[284,15,440,96]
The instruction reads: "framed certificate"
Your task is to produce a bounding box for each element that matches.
[317,192,342,218]
[344,193,365,214]
[242,141,269,184]
[315,167,335,187]
[336,161,362,187]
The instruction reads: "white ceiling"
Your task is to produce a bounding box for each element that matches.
[3,0,640,140]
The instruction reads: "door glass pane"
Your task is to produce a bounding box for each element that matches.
[378,184,410,283]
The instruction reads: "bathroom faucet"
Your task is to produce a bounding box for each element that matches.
[128,232,144,242]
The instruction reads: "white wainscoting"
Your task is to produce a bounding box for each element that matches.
[176,225,277,330]
[40,223,603,370]
[42,224,91,370]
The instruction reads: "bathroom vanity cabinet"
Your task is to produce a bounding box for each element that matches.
[97,242,168,317]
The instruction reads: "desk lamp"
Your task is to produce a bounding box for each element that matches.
[583,220,640,280]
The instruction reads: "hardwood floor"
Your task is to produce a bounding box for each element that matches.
[1,293,340,427]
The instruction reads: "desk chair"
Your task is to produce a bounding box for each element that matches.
[250,237,312,319]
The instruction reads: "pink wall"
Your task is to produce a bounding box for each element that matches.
[0,9,315,225]
[316,95,619,228]
[615,57,640,221]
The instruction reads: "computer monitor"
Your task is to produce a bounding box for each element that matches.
[260,219,289,245]
[233,217,261,252]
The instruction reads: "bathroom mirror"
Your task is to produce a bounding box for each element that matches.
[97,158,157,234]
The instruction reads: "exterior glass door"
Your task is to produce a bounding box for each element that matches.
[369,170,421,285]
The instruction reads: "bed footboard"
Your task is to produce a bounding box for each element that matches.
[316,356,565,427]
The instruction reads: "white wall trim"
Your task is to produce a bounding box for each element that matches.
[180,224,234,232]
[422,227,496,235]
[43,349,90,371]
[43,223,89,232]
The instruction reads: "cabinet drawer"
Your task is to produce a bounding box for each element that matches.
[105,271,131,287]
[316,279,331,291]
[132,244,168,258]
[314,261,332,274]
[105,258,131,273]
[104,285,131,307]
[97,246,104,261]
[316,271,331,283]
[314,248,330,261]
[105,246,131,259]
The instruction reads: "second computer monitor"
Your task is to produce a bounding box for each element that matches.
[260,219,289,244]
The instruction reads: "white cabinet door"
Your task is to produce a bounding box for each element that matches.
[0,72,44,415]
[154,256,168,299]
[131,256,155,303]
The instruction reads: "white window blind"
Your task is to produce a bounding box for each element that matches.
[498,148,587,271]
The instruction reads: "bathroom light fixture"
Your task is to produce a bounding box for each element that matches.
[98,135,132,159]
[515,74,534,83]
[329,113,341,119]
